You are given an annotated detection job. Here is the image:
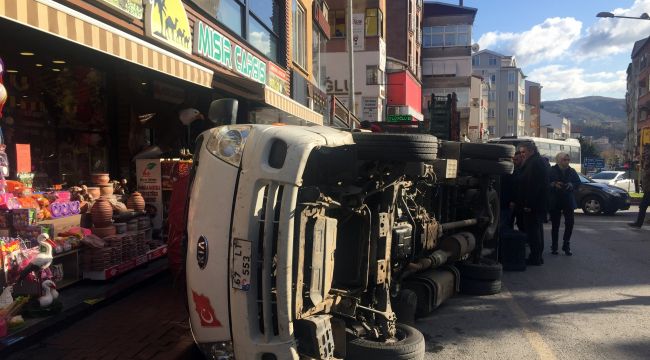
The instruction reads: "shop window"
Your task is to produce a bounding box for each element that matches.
[292,0,306,69]
[329,10,346,38]
[366,65,383,85]
[365,8,383,37]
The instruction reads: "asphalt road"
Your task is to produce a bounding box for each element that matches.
[416,206,650,360]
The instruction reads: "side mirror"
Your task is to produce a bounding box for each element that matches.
[208,99,238,126]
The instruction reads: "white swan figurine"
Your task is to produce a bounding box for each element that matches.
[38,280,58,307]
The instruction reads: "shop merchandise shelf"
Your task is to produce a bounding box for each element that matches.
[82,245,167,281]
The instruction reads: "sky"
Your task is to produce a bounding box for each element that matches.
[435,0,650,101]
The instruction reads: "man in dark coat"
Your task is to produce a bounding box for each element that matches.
[629,147,650,228]
[516,141,549,265]
[549,152,580,255]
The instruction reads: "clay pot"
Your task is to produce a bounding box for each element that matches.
[87,187,100,200]
[91,173,110,185]
[91,196,114,227]
[99,184,114,196]
[92,225,116,238]
[127,192,146,212]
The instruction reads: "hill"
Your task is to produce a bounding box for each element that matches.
[540,96,626,141]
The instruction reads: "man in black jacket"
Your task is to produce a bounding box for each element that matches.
[516,142,549,266]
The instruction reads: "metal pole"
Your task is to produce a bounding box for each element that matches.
[348,0,355,116]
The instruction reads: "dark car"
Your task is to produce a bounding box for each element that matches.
[575,174,631,215]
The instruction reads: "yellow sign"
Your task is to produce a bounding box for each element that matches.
[145,0,192,54]
[642,128,650,145]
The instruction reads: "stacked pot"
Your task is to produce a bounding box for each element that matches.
[90,173,116,238]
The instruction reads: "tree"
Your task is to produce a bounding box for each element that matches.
[578,136,598,160]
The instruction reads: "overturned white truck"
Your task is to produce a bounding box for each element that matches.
[185,108,514,359]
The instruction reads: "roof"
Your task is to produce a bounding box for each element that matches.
[632,36,650,58]
[423,1,478,21]
[540,109,567,129]
[473,49,507,58]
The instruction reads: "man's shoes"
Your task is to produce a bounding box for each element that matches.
[551,250,559,255]
[564,250,573,256]
[628,222,642,229]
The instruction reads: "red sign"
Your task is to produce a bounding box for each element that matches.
[267,62,290,96]
[192,290,222,327]
[16,144,31,173]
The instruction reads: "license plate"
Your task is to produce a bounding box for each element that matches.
[231,238,252,291]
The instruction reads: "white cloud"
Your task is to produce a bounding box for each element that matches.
[477,17,582,66]
[527,65,626,101]
[578,0,650,59]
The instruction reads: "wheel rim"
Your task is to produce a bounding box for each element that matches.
[584,199,601,214]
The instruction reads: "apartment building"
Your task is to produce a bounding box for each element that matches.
[472,50,527,137]
[421,2,483,140]
[385,0,423,122]
[524,80,542,137]
[323,0,387,122]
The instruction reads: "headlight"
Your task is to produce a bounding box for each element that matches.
[206,125,252,167]
[197,341,234,360]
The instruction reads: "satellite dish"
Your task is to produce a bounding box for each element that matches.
[471,43,480,53]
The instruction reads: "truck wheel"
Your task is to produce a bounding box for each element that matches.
[456,258,503,281]
[346,323,425,360]
[460,159,513,175]
[461,143,515,160]
[459,278,502,296]
[352,133,438,162]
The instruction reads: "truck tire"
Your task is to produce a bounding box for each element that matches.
[346,323,425,360]
[460,159,513,175]
[461,143,515,160]
[459,278,502,296]
[456,258,503,281]
[352,133,438,162]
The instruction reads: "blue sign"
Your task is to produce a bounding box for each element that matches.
[583,157,605,169]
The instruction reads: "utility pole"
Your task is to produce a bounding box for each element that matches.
[348,0,355,117]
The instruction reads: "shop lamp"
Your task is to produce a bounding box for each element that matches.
[52,60,66,64]
[35,64,43,67]
[6,70,17,73]
[19,52,35,56]
[205,125,252,167]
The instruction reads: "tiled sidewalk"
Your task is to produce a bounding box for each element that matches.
[6,273,198,360]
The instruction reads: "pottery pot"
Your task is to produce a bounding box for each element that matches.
[91,196,113,227]
[91,173,110,185]
[87,187,100,200]
[99,184,114,196]
[127,192,146,212]
[92,225,116,238]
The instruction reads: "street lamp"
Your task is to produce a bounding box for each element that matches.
[596,11,650,20]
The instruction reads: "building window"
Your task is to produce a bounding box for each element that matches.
[365,8,383,37]
[472,56,480,66]
[507,125,515,134]
[488,125,495,135]
[313,27,327,90]
[507,108,514,119]
[292,0,306,68]
[366,65,384,85]
[508,91,514,102]
[488,108,495,118]
[329,10,346,38]
[488,56,497,66]
[490,74,496,84]
[488,90,496,101]
[519,110,524,121]
[508,71,515,84]
[422,25,471,48]
[192,0,281,62]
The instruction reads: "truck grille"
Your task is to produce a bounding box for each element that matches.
[256,184,284,339]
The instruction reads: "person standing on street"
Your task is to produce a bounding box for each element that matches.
[516,142,549,266]
[629,149,650,228]
[549,152,580,255]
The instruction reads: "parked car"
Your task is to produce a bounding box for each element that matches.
[589,171,635,193]
[576,174,631,215]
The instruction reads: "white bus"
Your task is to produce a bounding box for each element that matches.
[488,136,582,173]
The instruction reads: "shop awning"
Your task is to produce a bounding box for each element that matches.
[0,0,213,88]
[264,87,323,125]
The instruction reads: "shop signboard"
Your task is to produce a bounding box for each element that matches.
[379,38,386,71]
[267,62,290,96]
[387,114,412,122]
[136,159,163,231]
[352,14,365,51]
[94,0,143,19]
[144,0,192,54]
[362,97,378,122]
[193,21,267,85]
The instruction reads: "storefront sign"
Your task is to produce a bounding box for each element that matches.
[136,159,164,231]
[362,97,378,121]
[16,144,31,173]
[379,38,386,71]
[325,77,349,95]
[94,0,143,19]
[352,14,365,51]
[387,114,413,122]
[194,21,267,85]
[267,62,290,96]
[145,0,192,54]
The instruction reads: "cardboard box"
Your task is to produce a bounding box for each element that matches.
[38,214,82,236]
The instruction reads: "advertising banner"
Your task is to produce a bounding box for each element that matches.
[352,14,365,51]
[136,159,163,231]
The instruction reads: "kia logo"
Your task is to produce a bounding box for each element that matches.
[197,236,208,269]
